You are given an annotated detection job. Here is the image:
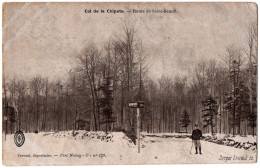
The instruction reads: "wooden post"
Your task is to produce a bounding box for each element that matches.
[129,101,144,153]
[137,108,140,153]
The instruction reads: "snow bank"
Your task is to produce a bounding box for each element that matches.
[44,130,116,142]
[202,133,257,152]
[142,132,191,139]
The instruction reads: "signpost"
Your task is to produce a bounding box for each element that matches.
[136,107,140,153]
[128,101,144,153]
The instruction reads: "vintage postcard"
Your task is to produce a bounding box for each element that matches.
[2,2,258,166]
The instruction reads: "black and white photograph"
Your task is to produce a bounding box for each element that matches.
[2,2,258,165]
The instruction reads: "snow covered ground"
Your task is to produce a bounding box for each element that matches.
[143,132,257,152]
[203,133,257,143]
[2,131,257,166]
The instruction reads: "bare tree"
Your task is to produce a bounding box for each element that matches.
[29,76,44,131]
[76,43,103,131]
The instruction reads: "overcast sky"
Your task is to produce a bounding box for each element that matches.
[3,2,257,82]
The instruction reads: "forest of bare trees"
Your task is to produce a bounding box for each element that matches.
[2,22,257,137]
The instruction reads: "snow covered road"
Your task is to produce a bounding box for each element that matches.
[2,131,257,165]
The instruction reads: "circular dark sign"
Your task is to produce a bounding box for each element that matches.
[14,131,25,147]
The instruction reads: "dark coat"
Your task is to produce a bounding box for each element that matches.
[192,129,202,140]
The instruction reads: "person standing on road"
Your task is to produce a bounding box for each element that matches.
[192,124,202,154]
